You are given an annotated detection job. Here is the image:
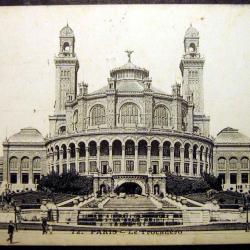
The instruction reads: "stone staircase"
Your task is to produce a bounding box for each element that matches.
[103,196,157,209]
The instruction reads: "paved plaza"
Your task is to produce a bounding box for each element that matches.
[1,229,250,245]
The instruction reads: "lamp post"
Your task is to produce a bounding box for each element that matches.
[11,201,20,231]
[243,193,249,232]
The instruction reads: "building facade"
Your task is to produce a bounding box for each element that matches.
[2,24,246,195]
[213,127,250,193]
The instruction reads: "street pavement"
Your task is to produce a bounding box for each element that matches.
[1,229,250,245]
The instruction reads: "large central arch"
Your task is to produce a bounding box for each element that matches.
[114,179,146,195]
[115,182,142,195]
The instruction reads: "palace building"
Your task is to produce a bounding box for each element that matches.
[0,24,249,195]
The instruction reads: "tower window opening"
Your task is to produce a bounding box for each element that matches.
[63,42,70,52]
[189,43,196,53]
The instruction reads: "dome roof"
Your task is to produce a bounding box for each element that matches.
[90,52,166,95]
[110,52,149,80]
[90,81,165,95]
[60,24,74,37]
[215,127,250,144]
[110,62,149,74]
[8,127,45,143]
[185,24,199,38]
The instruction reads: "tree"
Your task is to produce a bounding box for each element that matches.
[165,173,210,195]
[37,172,93,195]
[165,172,222,195]
[201,172,222,191]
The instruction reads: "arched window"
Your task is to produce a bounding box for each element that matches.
[69,143,76,158]
[200,146,204,161]
[138,140,147,156]
[63,42,70,52]
[90,105,105,126]
[61,144,67,159]
[154,105,168,126]
[184,143,190,159]
[229,157,237,170]
[218,157,226,170]
[163,141,171,157]
[78,142,86,157]
[241,157,249,169]
[112,140,122,156]
[100,140,109,156]
[189,43,196,53]
[125,140,135,156]
[205,148,209,162]
[174,142,181,158]
[193,145,198,160]
[9,157,18,169]
[55,146,59,160]
[151,140,159,156]
[21,157,29,170]
[89,141,97,157]
[33,157,41,169]
[120,103,139,124]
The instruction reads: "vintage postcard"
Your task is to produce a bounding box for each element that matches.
[0,4,250,246]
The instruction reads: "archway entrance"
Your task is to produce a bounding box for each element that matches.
[116,182,142,195]
[100,184,107,195]
[154,184,160,195]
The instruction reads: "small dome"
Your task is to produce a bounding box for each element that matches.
[185,24,199,38]
[8,127,45,143]
[215,127,250,144]
[60,24,74,37]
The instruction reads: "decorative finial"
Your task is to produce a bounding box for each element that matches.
[125,50,134,63]
[67,21,69,27]
[190,23,192,27]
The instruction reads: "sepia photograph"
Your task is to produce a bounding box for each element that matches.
[0,4,250,246]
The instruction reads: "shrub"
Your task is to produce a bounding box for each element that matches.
[166,173,210,195]
[37,172,94,195]
[201,172,222,191]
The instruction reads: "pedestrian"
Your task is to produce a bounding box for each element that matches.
[42,217,48,234]
[6,220,15,244]
[48,224,53,234]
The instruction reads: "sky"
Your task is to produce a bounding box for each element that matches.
[0,5,250,154]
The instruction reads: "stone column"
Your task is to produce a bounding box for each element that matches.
[202,151,206,175]
[159,146,163,173]
[122,145,125,173]
[209,153,212,174]
[197,150,200,177]
[75,148,79,173]
[53,152,57,173]
[237,160,241,187]
[29,158,33,184]
[109,146,113,172]
[189,148,193,176]
[59,149,63,174]
[85,147,89,174]
[147,146,151,174]
[180,147,184,176]
[225,158,230,187]
[49,152,54,173]
[170,147,174,173]
[18,158,21,184]
[97,146,100,173]
[67,149,70,172]
[135,146,138,174]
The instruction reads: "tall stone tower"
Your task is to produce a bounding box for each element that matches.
[180,25,210,137]
[54,24,79,113]
[180,24,205,115]
[49,24,79,137]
